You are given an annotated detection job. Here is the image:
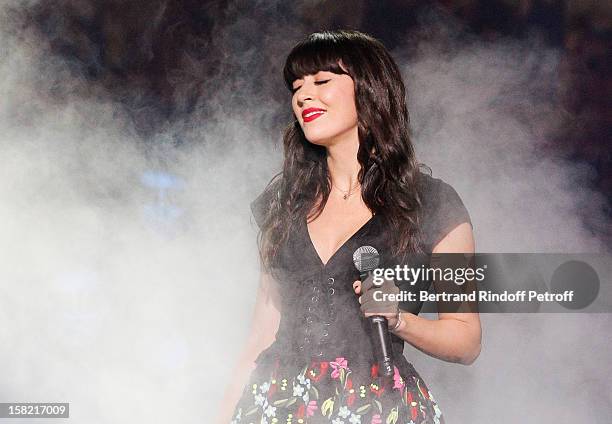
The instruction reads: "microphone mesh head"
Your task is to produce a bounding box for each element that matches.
[353,246,380,272]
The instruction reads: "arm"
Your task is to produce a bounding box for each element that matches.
[215,266,281,423]
[390,222,482,365]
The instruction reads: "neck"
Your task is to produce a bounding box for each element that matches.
[325,129,361,190]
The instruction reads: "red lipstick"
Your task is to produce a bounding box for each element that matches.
[302,108,326,122]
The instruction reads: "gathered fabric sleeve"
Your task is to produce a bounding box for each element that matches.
[391,174,473,312]
[250,177,282,230]
[420,175,473,252]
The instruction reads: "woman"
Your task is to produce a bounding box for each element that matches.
[217,30,481,424]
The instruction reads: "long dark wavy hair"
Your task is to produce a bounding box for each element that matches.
[258,30,426,271]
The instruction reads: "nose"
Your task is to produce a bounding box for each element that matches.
[296,83,316,105]
[297,92,313,105]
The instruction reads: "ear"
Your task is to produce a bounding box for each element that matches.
[337,59,352,76]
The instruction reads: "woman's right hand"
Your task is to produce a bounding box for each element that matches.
[352,275,401,327]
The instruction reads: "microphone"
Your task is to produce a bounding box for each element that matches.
[353,246,395,381]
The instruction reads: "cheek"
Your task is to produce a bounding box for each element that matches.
[291,99,297,116]
[291,99,299,117]
[347,96,358,121]
[326,89,358,123]
[339,93,357,123]
[346,89,358,119]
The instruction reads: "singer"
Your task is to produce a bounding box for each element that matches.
[218,30,481,424]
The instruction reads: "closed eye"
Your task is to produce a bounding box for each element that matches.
[291,79,331,94]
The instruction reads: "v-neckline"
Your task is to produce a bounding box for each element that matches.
[305,214,376,268]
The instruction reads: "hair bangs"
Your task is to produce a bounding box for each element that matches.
[283,34,350,91]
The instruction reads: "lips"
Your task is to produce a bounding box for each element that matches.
[302,107,326,122]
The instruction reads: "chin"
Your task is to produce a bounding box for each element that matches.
[302,123,358,148]
[305,137,331,147]
[302,131,333,147]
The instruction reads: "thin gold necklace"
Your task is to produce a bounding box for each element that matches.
[332,181,361,200]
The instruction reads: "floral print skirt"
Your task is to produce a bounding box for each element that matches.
[229,356,445,424]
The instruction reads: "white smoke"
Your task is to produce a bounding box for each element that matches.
[396,15,611,424]
[0,3,609,424]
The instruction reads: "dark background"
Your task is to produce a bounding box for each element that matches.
[8,0,611,242]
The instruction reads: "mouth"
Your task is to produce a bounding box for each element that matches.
[302,108,326,123]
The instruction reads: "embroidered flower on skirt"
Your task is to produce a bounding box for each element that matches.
[229,357,445,424]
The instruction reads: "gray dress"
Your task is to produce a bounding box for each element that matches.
[230,171,472,424]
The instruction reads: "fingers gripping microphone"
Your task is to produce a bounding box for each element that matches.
[353,246,395,380]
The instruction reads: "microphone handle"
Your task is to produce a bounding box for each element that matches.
[369,316,395,378]
[361,271,395,380]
